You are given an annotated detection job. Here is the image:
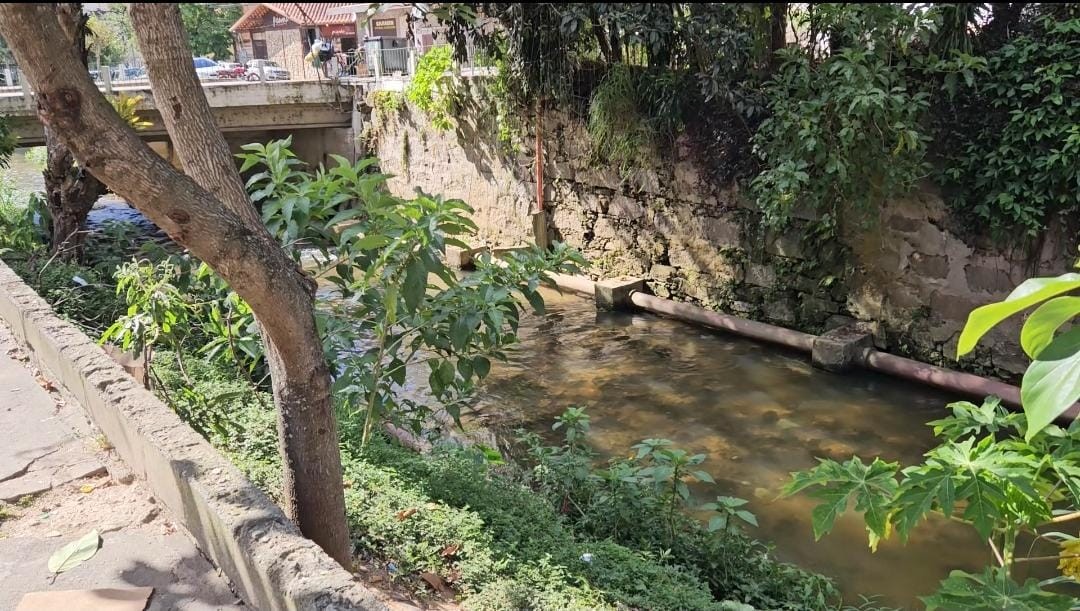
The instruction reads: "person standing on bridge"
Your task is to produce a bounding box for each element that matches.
[307,37,333,79]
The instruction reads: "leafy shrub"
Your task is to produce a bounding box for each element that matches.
[7,258,125,336]
[407,45,455,130]
[0,187,49,257]
[787,265,1080,607]
[936,17,1080,237]
[751,45,930,234]
[241,141,585,448]
[587,65,657,176]
[518,409,840,610]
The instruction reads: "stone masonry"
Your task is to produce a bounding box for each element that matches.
[371,103,1073,379]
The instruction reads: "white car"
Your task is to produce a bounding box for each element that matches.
[193,57,220,80]
[244,60,290,81]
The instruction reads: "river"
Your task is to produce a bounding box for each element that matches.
[2,148,1011,608]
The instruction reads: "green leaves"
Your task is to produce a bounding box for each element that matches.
[48,530,101,574]
[1021,296,1080,359]
[234,139,586,449]
[956,271,1080,439]
[935,16,1080,236]
[1022,327,1080,440]
[922,567,1074,611]
[402,258,428,315]
[405,45,455,131]
[783,456,899,542]
[701,496,758,532]
[957,273,1080,358]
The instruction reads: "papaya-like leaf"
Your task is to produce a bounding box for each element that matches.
[1022,327,1080,440]
[957,273,1080,358]
[922,567,1073,611]
[1020,296,1080,358]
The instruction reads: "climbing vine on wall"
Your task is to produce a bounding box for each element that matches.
[426,3,1078,244]
[750,46,931,233]
[406,45,455,131]
[935,16,1080,238]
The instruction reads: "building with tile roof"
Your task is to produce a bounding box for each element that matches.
[230,3,359,79]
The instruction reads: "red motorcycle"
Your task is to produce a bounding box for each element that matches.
[215,63,247,79]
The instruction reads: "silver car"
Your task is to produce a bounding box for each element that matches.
[244,60,290,81]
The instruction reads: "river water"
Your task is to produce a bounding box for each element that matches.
[469,287,996,607]
[3,149,1003,608]
[3,149,157,232]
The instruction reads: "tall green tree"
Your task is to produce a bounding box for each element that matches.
[180,3,241,59]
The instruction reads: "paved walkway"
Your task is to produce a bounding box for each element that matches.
[0,322,244,610]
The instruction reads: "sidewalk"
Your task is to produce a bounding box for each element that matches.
[0,321,244,611]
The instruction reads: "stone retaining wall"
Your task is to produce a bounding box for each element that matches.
[372,104,1072,378]
[0,261,386,611]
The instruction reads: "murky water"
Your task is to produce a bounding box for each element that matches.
[471,287,996,608]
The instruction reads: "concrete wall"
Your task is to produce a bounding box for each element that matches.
[0,261,390,611]
[370,105,1073,379]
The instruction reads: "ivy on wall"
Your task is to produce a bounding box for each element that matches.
[936,16,1080,238]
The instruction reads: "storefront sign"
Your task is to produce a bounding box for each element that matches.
[243,10,298,32]
[371,17,398,38]
[320,24,356,39]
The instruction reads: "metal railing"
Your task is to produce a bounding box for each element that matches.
[0,41,501,99]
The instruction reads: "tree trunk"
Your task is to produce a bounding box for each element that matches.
[44,3,107,260]
[768,3,788,72]
[981,3,1026,51]
[0,3,351,567]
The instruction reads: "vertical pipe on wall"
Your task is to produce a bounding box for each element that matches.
[532,101,550,249]
[535,103,544,213]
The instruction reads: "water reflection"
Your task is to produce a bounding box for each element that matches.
[472,287,991,607]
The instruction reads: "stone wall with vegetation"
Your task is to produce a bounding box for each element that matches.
[372,105,1071,379]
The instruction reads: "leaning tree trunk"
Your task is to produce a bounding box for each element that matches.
[127,4,351,565]
[0,3,351,566]
[44,3,107,260]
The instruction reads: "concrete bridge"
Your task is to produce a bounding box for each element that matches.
[1,80,357,166]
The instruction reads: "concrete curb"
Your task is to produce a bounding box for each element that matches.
[0,261,387,611]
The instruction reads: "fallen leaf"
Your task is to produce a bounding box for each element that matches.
[440,543,460,558]
[395,508,417,521]
[48,529,101,573]
[79,484,95,494]
[420,571,455,597]
[34,370,56,392]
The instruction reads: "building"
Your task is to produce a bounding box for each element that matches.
[326,3,459,76]
[230,3,358,79]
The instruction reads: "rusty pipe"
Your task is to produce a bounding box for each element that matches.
[625,288,1080,419]
[629,291,816,353]
[863,350,1021,406]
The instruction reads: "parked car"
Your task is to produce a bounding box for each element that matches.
[215,62,246,79]
[193,57,220,80]
[244,59,290,81]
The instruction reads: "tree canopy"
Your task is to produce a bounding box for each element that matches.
[180,3,241,60]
